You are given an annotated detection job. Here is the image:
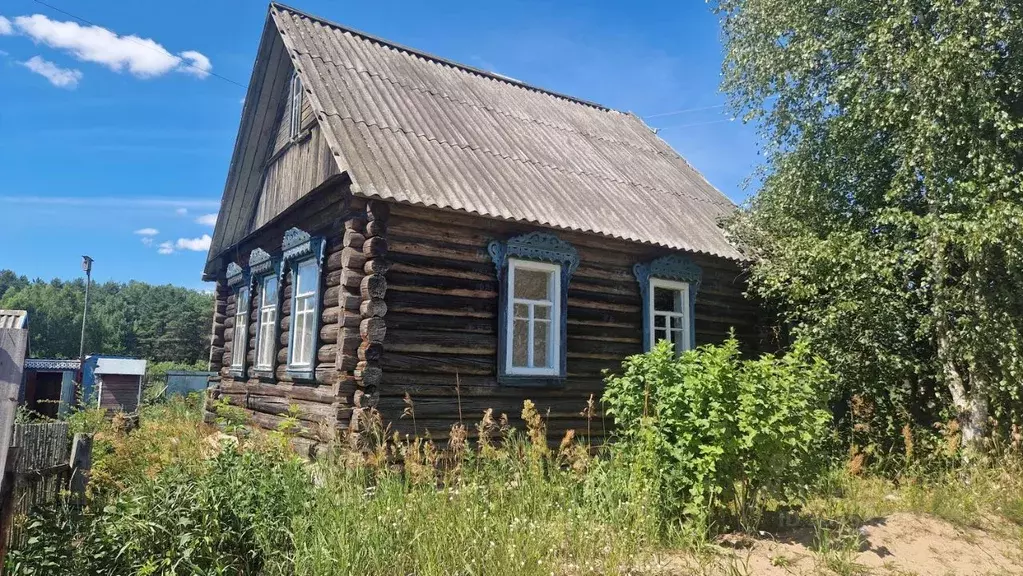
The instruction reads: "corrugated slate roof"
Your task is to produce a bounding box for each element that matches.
[0,310,28,330]
[217,4,742,263]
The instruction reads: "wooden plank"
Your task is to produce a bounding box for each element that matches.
[0,329,28,493]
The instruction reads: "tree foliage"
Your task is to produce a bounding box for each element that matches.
[0,270,213,365]
[716,0,1023,451]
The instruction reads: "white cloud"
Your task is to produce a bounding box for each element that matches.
[21,55,82,88]
[196,213,217,226]
[133,227,159,236]
[11,14,211,79]
[141,237,153,246]
[0,195,219,208]
[179,50,211,78]
[157,241,175,255]
[175,234,212,252]
[0,16,12,35]
[175,207,188,215]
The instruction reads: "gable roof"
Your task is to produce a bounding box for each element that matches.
[206,4,742,274]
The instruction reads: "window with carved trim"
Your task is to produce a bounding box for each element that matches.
[488,232,578,386]
[634,255,702,356]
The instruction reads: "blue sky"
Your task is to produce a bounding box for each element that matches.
[0,0,759,290]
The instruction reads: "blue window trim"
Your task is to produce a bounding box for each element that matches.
[633,254,702,353]
[281,227,325,381]
[250,248,283,380]
[487,232,579,387]
[226,262,250,379]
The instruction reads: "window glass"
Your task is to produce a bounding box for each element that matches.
[653,287,681,312]
[231,286,248,369]
[256,276,278,370]
[290,260,318,368]
[514,268,550,300]
[507,260,559,373]
[649,279,690,354]
[289,73,303,139]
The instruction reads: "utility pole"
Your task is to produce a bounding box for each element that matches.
[79,256,93,362]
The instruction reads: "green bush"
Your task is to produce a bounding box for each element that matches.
[603,337,835,530]
[6,447,310,576]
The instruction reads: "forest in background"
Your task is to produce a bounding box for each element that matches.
[0,269,213,365]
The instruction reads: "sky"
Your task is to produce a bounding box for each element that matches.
[0,0,761,290]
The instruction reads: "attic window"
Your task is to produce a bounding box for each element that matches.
[289,71,303,139]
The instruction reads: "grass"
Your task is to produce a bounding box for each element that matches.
[10,395,1023,576]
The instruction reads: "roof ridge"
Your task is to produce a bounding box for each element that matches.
[324,112,734,209]
[270,2,615,113]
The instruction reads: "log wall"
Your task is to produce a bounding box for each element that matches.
[208,184,349,457]
[378,203,760,443]
[209,192,761,451]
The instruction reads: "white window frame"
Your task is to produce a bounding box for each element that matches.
[505,258,561,377]
[255,275,278,371]
[231,286,248,369]
[648,277,692,353]
[288,71,303,139]
[288,259,318,369]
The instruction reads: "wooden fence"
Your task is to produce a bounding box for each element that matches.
[0,422,86,553]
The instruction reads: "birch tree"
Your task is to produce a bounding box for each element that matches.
[717,0,1023,451]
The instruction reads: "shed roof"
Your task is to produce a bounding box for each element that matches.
[25,358,80,372]
[0,310,28,330]
[93,357,147,376]
[207,4,743,271]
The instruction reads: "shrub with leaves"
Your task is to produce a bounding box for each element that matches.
[603,337,835,529]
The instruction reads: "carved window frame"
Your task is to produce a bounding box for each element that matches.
[281,227,325,381]
[226,262,250,379]
[250,248,283,379]
[633,255,702,354]
[488,232,579,387]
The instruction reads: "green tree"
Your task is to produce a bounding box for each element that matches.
[0,270,213,365]
[717,0,1023,451]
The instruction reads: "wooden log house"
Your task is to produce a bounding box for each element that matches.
[203,3,760,455]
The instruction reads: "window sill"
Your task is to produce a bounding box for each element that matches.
[497,374,566,388]
[228,368,246,380]
[286,368,315,382]
[252,369,276,381]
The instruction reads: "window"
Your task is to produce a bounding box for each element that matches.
[507,259,560,376]
[288,71,302,139]
[255,275,278,371]
[649,278,691,353]
[281,227,324,380]
[488,232,579,386]
[289,259,318,369]
[633,255,702,355]
[231,285,249,371]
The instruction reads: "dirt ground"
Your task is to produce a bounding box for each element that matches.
[657,512,1023,575]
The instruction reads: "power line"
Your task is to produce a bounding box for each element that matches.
[655,118,735,132]
[31,0,247,89]
[643,103,726,119]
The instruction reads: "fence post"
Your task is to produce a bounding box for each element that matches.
[69,434,92,502]
[0,328,28,565]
